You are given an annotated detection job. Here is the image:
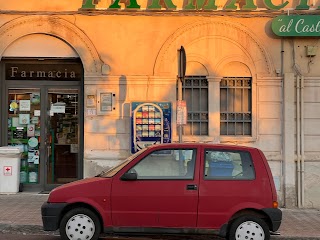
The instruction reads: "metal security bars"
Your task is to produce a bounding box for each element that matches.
[181,76,208,135]
[220,77,252,136]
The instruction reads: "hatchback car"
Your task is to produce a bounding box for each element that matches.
[42,143,282,240]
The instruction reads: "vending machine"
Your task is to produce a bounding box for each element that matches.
[131,102,172,153]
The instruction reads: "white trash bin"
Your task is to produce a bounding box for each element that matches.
[0,147,21,194]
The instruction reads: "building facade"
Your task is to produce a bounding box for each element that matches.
[0,0,319,208]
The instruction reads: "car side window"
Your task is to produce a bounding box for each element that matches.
[129,148,196,180]
[204,150,255,180]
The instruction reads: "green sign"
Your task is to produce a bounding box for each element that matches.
[272,15,320,37]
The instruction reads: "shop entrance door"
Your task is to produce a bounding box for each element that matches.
[45,88,81,190]
[7,86,82,191]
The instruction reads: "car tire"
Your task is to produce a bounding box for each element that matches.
[60,207,101,240]
[228,215,270,240]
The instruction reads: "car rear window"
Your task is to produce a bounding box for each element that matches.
[204,149,255,180]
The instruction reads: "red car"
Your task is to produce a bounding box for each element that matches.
[42,143,282,240]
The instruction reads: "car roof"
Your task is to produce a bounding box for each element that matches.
[147,143,258,151]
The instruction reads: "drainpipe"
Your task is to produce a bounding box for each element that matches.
[301,76,305,207]
[297,75,305,208]
[280,37,286,207]
[296,75,301,208]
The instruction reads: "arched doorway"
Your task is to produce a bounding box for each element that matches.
[0,16,102,191]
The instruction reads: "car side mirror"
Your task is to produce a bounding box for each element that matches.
[120,172,137,181]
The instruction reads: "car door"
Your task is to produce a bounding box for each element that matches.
[197,146,262,229]
[111,145,199,228]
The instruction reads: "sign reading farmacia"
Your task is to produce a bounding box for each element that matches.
[81,0,320,11]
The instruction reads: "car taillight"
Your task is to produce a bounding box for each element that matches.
[273,201,279,208]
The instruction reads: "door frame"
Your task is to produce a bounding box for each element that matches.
[2,74,84,192]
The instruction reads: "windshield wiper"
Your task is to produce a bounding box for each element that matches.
[95,171,105,177]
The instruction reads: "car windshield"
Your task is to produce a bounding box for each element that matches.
[97,148,148,177]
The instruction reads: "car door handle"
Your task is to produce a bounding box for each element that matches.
[186,184,198,190]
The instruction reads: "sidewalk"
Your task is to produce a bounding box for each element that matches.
[0,192,320,239]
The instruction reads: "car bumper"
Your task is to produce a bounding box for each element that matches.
[262,208,282,232]
[41,202,68,231]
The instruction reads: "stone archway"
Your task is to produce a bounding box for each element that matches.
[153,19,274,77]
[0,15,102,75]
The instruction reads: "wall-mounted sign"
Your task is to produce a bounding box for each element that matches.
[100,93,113,111]
[272,15,320,37]
[5,63,82,81]
[177,100,187,125]
[97,90,116,115]
[86,95,96,108]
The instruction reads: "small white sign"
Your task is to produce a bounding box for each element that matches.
[34,110,41,116]
[71,144,78,153]
[86,95,96,108]
[177,100,187,125]
[27,124,35,137]
[3,166,12,176]
[87,109,96,116]
[100,92,113,111]
[51,105,66,113]
[19,100,31,111]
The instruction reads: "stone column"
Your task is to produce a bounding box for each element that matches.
[207,76,222,142]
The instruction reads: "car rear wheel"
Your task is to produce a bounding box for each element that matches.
[60,207,101,240]
[228,215,270,240]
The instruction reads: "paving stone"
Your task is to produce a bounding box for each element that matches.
[1,193,320,239]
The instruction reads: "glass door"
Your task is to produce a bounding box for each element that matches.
[7,88,41,185]
[46,88,80,187]
[7,87,81,190]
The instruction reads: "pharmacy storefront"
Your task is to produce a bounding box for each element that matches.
[0,59,84,191]
[1,0,320,208]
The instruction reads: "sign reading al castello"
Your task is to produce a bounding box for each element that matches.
[81,0,320,10]
[272,16,320,36]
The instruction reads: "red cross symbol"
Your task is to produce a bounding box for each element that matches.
[3,166,12,176]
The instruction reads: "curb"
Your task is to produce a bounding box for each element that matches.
[0,224,58,236]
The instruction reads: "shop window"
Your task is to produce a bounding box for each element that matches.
[220,77,252,136]
[179,76,208,136]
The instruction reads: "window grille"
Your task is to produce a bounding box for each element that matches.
[220,77,252,136]
[180,76,208,136]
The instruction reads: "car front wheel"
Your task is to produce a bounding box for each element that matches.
[228,215,270,240]
[60,207,101,240]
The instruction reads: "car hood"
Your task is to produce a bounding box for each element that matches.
[48,177,112,203]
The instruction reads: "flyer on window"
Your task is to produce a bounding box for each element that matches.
[19,114,30,125]
[19,100,31,111]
